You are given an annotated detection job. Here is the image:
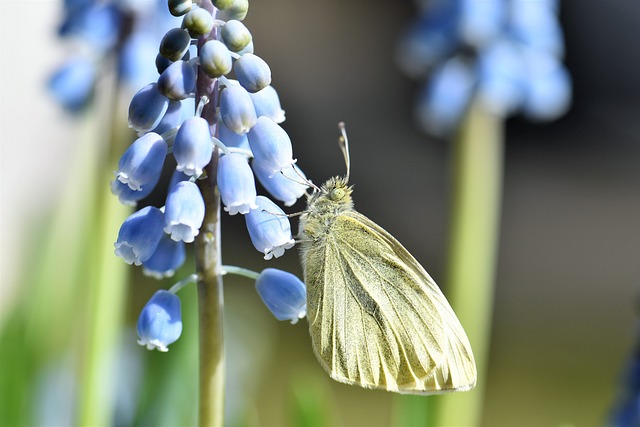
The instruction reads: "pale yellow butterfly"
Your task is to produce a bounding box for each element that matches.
[297,123,476,394]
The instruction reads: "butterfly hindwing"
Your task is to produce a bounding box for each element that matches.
[304,210,476,394]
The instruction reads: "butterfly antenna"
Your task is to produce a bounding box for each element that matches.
[338,122,351,183]
[284,167,321,192]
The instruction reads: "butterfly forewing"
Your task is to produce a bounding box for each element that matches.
[303,210,476,394]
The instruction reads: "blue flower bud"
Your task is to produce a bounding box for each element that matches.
[183,7,214,38]
[521,51,571,122]
[250,85,285,123]
[48,57,95,112]
[459,0,503,47]
[159,28,192,62]
[169,0,192,17]
[157,60,196,101]
[129,83,170,133]
[111,178,158,206]
[142,234,187,279]
[220,19,252,52]
[169,169,191,189]
[200,40,232,78]
[115,132,167,191]
[216,0,248,21]
[220,85,257,134]
[137,290,182,352]
[173,116,213,176]
[247,116,295,176]
[234,53,271,93]
[151,100,186,135]
[218,120,250,150]
[164,181,205,243]
[416,58,475,136]
[245,196,295,260]
[476,41,525,116]
[218,153,258,215]
[255,268,306,323]
[114,206,165,265]
[253,162,308,207]
[120,33,161,91]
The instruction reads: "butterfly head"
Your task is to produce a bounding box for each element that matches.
[306,176,354,213]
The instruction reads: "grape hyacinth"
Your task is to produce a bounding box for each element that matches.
[396,0,572,136]
[109,7,311,422]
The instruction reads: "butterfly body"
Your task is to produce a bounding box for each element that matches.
[298,176,477,394]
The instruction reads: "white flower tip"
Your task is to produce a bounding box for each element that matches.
[138,338,169,352]
[142,267,176,279]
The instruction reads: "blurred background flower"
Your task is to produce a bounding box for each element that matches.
[2,0,640,425]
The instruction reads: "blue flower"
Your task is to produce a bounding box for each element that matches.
[220,84,257,134]
[142,234,187,279]
[217,153,258,215]
[48,57,96,112]
[173,116,213,176]
[245,196,295,260]
[247,116,295,176]
[164,181,205,243]
[255,268,306,323]
[137,290,182,351]
[114,206,165,265]
[115,132,167,191]
[218,120,250,150]
[111,177,158,206]
[200,40,233,78]
[250,85,285,123]
[157,60,197,101]
[233,53,271,93]
[252,162,308,207]
[128,83,170,133]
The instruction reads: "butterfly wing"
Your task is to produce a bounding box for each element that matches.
[303,210,476,394]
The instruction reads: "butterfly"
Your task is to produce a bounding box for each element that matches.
[297,123,476,394]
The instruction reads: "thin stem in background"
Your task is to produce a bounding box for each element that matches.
[194,1,225,425]
[436,99,504,426]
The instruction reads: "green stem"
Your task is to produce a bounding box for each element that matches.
[195,2,225,425]
[436,100,503,427]
[222,265,260,281]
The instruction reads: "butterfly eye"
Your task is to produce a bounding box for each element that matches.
[330,188,345,200]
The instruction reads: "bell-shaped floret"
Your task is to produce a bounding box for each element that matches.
[157,60,196,101]
[476,41,526,116]
[159,28,192,62]
[247,116,295,176]
[137,290,182,352]
[218,153,258,215]
[220,20,252,52]
[509,1,564,57]
[168,169,191,189]
[521,50,571,122]
[111,178,158,206]
[129,83,170,133]
[234,53,271,93]
[115,132,167,192]
[169,0,192,16]
[142,234,187,279]
[164,181,205,243]
[173,116,213,176]
[218,120,250,150]
[182,7,214,38]
[216,0,248,21]
[253,162,308,207]
[255,268,306,323]
[415,58,475,137]
[220,85,257,134]
[114,206,165,265]
[152,100,186,135]
[199,40,232,78]
[250,85,285,123]
[245,196,295,260]
[48,57,95,112]
[459,0,504,48]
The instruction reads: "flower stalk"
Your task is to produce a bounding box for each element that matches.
[437,99,503,426]
[194,1,225,424]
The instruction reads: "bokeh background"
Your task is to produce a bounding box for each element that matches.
[2,0,639,426]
